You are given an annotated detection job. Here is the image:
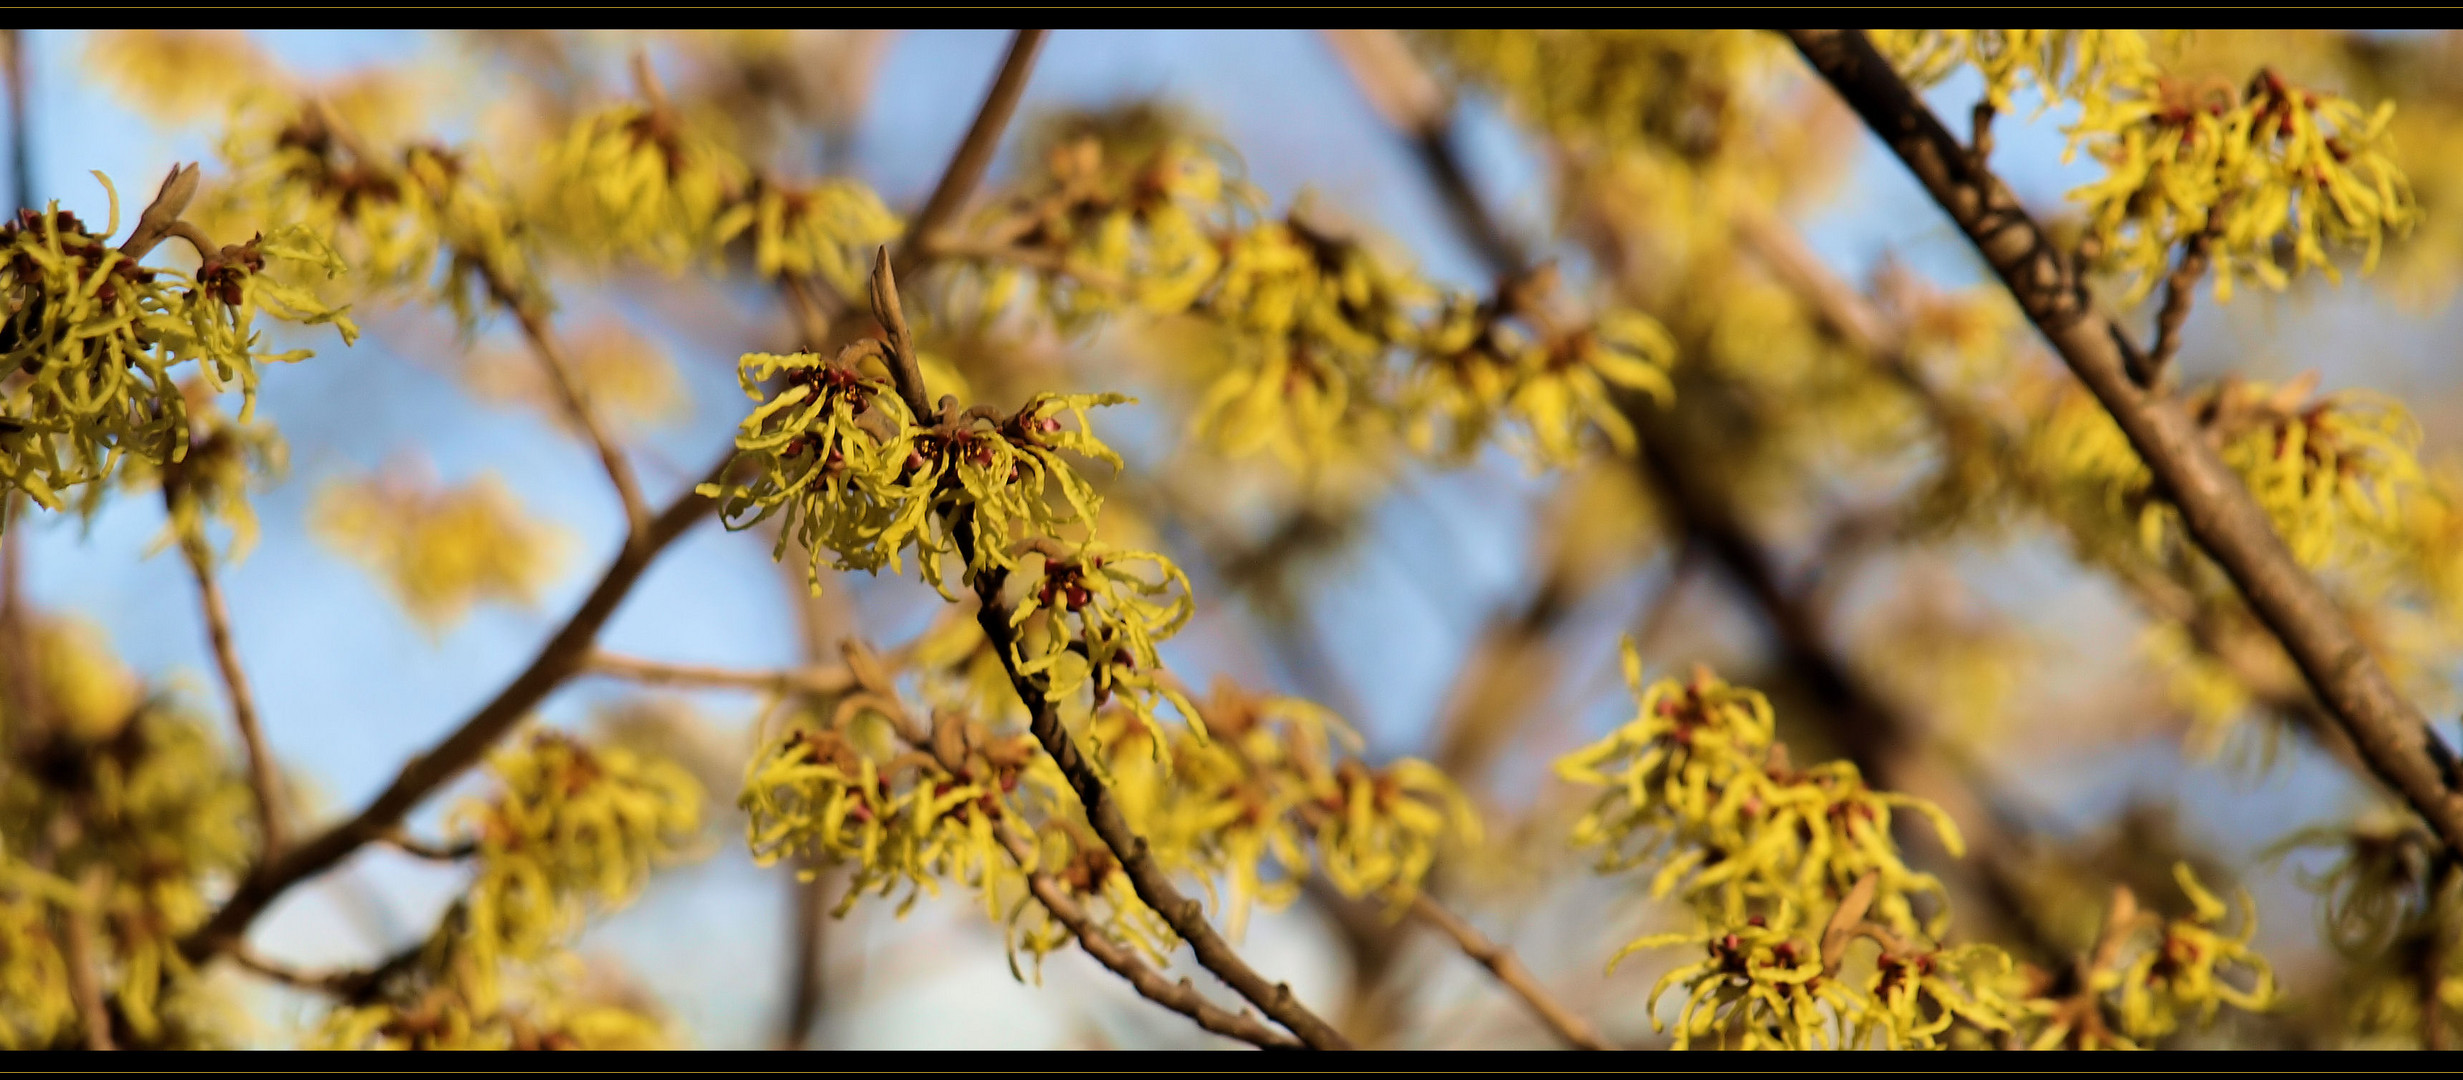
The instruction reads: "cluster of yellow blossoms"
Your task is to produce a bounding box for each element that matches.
[1557,645,2275,1049]
[0,619,253,1049]
[738,629,1476,975]
[316,729,700,1050]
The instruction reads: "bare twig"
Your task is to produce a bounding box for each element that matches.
[181,454,728,964]
[992,822,1303,1050]
[165,477,285,862]
[2145,221,2222,383]
[1409,893,1611,1050]
[584,651,855,700]
[1323,29,1531,274]
[1788,28,2463,858]
[890,28,1048,278]
[503,298,653,541]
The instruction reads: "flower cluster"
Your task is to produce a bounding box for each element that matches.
[2022,866,2277,1049]
[2024,373,2421,572]
[212,100,540,324]
[0,617,255,1049]
[312,919,669,1050]
[1873,30,2168,116]
[950,107,1678,474]
[700,344,1137,598]
[535,102,904,295]
[2069,67,2419,302]
[1559,644,2275,1049]
[2273,818,2460,1048]
[0,190,353,515]
[318,728,699,1050]
[311,469,572,633]
[739,634,1476,978]
[1416,30,1781,163]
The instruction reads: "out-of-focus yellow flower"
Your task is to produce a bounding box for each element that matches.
[311,469,572,633]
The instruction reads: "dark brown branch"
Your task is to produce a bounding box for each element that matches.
[856,253,1350,1048]
[2145,220,2222,382]
[850,661,1302,1049]
[994,822,1303,1050]
[181,455,727,963]
[1788,27,2463,858]
[4,27,29,215]
[890,28,1047,279]
[379,829,475,862]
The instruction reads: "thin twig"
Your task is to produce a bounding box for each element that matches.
[890,28,1048,278]
[584,651,855,699]
[379,828,475,862]
[1788,28,2463,859]
[166,479,285,862]
[1323,29,1531,274]
[180,453,729,964]
[992,822,1303,1050]
[2144,220,2222,383]
[504,297,652,541]
[862,250,1351,1048]
[1409,889,1610,1049]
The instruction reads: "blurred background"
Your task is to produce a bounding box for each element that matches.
[12,28,2460,1048]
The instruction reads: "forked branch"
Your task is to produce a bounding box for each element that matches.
[1786,28,2463,857]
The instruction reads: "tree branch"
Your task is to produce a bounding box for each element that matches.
[1787,27,2463,858]
[890,28,1047,279]
[856,251,1351,1048]
[993,821,1303,1050]
[502,295,653,541]
[1323,29,1532,274]
[180,455,728,963]
[1409,883,1611,1050]
[166,484,285,864]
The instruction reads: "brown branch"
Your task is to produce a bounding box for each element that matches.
[890,28,1048,279]
[1324,29,1531,274]
[992,822,1302,1050]
[583,651,855,700]
[857,253,1349,1048]
[2145,221,2221,382]
[845,660,1302,1049]
[379,829,475,862]
[1788,28,2463,858]
[165,480,285,863]
[1408,889,1609,1050]
[64,867,112,1051]
[503,297,652,541]
[180,454,728,964]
